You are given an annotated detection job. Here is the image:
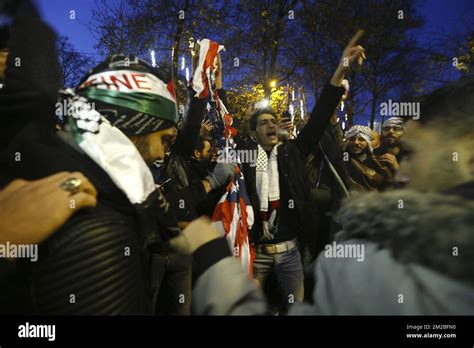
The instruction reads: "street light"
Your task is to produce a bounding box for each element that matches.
[150,50,156,67]
[270,80,277,88]
[255,99,269,109]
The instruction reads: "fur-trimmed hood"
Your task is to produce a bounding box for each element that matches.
[335,184,474,286]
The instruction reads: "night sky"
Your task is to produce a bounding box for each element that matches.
[35,0,474,113]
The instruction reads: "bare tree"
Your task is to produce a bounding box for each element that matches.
[86,0,469,128]
[57,36,95,88]
[87,0,230,105]
[296,0,439,128]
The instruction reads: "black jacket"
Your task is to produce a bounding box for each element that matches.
[151,95,210,222]
[238,84,345,255]
[153,90,228,222]
[0,1,175,314]
[0,123,173,314]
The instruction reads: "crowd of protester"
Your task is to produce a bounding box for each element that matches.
[0,0,473,315]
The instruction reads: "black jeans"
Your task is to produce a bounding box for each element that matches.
[151,251,192,315]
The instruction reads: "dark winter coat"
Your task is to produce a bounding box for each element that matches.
[0,1,177,314]
[0,123,177,314]
[238,84,345,256]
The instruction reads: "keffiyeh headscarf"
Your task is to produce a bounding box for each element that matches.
[382,117,406,130]
[58,54,179,204]
[345,125,374,153]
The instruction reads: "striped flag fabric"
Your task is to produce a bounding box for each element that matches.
[212,165,255,276]
[194,38,255,275]
[191,39,224,99]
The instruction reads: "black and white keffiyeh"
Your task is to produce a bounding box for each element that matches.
[59,89,155,204]
[382,117,406,130]
[345,125,374,153]
[256,143,281,240]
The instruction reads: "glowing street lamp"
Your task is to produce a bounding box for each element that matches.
[255,99,269,109]
[270,80,277,88]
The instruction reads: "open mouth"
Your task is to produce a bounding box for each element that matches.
[266,130,277,138]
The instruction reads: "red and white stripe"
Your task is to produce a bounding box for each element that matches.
[191,39,224,99]
[212,168,255,276]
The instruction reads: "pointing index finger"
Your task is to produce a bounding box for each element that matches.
[346,29,365,50]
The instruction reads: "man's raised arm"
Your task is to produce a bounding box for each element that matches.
[296,30,366,157]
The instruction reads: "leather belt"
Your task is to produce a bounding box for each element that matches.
[255,238,298,254]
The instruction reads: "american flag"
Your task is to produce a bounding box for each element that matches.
[191,39,224,99]
[193,38,255,276]
[212,165,255,276]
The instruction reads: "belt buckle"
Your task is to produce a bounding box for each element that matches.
[261,244,274,254]
[275,243,284,253]
[260,241,296,254]
[268,245,276,254]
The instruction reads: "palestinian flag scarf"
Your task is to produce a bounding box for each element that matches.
[77,68,178,136]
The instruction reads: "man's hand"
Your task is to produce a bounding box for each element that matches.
[0,172,97,245]
[170,216,221,255]
[178,221,190,230]
[279,118,294,133]
[200,119,213,137]
[330,29,366,87]
[244,104,256,121]
[378,153,400,171]
[279,117,295,140]
[205,162,236,190]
